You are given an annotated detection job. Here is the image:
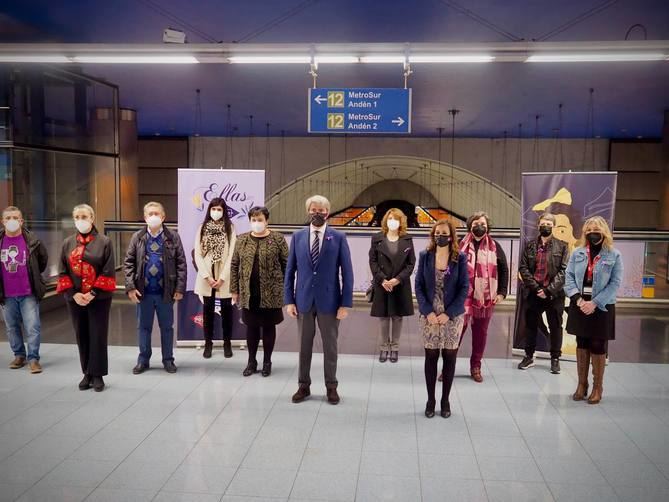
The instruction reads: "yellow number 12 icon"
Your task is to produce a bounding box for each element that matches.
[327,113,345,129]
[327,91,345,108]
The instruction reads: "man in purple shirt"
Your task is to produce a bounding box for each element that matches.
[0,206,48,373]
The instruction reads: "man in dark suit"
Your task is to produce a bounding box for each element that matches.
[285,195,354,405]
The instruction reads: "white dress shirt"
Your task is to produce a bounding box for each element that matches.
[148,225,164,238]
[309,223,327,252]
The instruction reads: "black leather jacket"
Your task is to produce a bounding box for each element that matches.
[519,236,569,299]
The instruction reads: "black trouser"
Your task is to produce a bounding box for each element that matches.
[66,297,112,377]
[524,294,564,359]
[576,337,607,355]
[202,294,233,342]
[246,325,276,365]
[425,348,458,406]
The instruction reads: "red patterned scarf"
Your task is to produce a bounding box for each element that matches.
[460,232,498,319]
[56,232,116,294]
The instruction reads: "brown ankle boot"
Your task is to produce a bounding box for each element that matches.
[588,354,606,404]
[572,348,590,401]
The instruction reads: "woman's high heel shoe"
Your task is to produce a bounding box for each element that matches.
[261,362,272,377]
[440,400,451,418]
[425,400,436,418]
[242,360,258,377]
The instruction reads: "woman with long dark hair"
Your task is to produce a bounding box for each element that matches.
[193,197,237,358]
[415,219,469,418]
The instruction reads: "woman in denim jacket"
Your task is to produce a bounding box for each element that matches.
[564,216,623,404]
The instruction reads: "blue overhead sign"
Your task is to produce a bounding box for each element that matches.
[308,88,411,134]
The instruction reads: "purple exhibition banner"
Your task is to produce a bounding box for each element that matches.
[513,171,618,358]
[177,169,265,344]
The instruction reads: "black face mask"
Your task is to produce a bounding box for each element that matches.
[472,225,487,238]
[539,226,553,237]
[435,235,452,247]
[310,213,326,227]
[587,232,602,246]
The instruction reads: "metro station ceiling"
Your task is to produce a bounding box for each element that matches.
[2,0,669,138]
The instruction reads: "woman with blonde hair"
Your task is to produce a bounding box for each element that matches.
[368,208,415,363]
[415,219,468,418]
[57,204,116,392]
[565,216,623,404]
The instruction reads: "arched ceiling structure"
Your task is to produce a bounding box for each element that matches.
[266,155,520,226]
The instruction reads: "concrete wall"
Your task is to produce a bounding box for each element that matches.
[183,136,608,225]
[189,136,609,197]
[610,140,664,229]
[138,137,187,220]
[136,134,666,229]
[187,137,610,201]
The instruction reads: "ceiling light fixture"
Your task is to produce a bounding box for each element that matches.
[314,55,360,64]
[359,55,406,64]
[0,55,72,63]
[72,55,199,64]
[409,54,495,63]
[526,53,666,62]
[227,55,310,64]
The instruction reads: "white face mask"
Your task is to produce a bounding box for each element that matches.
[4,219,20,233]
[146,215,162,229]
[210,209,223,221]
[387,219,400,231]
[75,219,92,234]
[250,221,266,234]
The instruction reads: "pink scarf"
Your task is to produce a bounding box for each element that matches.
[460,232,498,319]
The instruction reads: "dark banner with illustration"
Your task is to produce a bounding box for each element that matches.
[177,169,265,343]
[512,172,617,358]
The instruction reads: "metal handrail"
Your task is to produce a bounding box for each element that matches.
[102,221,669,241]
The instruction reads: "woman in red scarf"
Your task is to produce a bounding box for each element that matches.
[57,204,116,392]
[443,211,508,383]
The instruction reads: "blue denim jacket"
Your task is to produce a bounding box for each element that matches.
[564,246,623,311]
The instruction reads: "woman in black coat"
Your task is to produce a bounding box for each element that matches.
[57,204,116,392]
[369,208,416,363]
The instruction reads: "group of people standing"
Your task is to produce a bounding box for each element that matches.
[517,213,622,405]
[369,210,509,418]
[1,196,622,413]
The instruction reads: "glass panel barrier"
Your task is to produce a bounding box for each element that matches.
[102,223,669,301]
[3,149,118,283]
[10,67,117,155]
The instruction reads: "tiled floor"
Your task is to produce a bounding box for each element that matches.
[1,343,669,501]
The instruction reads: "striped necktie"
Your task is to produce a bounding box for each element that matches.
[311,230,320,266]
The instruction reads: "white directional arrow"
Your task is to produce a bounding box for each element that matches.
[392,116,405,127]
[313,94,326,105]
